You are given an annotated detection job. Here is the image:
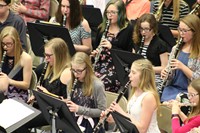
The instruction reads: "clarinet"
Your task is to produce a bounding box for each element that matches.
[158,38,183,92]
[137,36,145,55]
[37,62,49,86]
[62,14,67,27]
[93,81,131,133]
[93,19,111,69]
[0,51,6,72]
[68,78,78,100]
[189,3,200,15]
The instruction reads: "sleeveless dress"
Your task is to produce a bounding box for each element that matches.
[2,56,28,102]
[127,92,160,133]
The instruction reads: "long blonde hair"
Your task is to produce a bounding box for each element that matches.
[159,0,188,21]
[180,14,200,58]
[0,26,23,65]
[68,52,95,96]
[129,59,160,107]
[44,38,71,83]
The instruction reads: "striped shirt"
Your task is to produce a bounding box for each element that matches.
[153,0,190,30]
[139,45,162,91]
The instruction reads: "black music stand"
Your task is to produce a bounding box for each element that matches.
[32,90,82,133]
[82,6,102,32]
[158,23,176,52]
[111,111,139,133]
[110,49,144,87]
[82,6,103,49]
[27,22,76,57]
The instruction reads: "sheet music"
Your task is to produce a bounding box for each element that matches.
[0,99,34,129]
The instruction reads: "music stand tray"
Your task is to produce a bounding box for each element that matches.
[32,90,82,133]
[0,99,41,133]
[27,22,76,57]
[111,111,139,133]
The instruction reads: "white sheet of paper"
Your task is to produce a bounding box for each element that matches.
[0,99,34,129]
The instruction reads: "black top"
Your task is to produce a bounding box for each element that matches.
[94,22,134,52]
[134,35,168,66]
[42,75,67,98]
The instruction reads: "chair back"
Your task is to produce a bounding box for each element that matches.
[157,105,172,133]
[105,91,127,112]
[50,0,59,18]
[28,70,38,98]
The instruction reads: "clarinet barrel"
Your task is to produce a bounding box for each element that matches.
[37,62,49,86]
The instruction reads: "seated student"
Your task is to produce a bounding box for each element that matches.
[14,38,72,133]
[49,0,92,54]
[132,13,168,94]
[0,0,27,50]
[0,26,32,102]
[170,78,200,133]
[10,0,50,24]
[101,59,161,133]
[28,37,71,103]
[160,14,200,102]
[91,0,133,93]
[64,52,106,133]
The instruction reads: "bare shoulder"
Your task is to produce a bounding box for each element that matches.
[82,19,91,32]
[21,52,32,66]
[142,92,157,107]
[142,92,157,111]
[60,67,71,84]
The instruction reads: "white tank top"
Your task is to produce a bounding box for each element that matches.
[127,92,161,133]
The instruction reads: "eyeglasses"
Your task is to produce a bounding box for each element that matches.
[187,93,199,98]
[139,28,151,32]
[0,4,7,9]
[178,28,192,34]
[106,10,118,15]
[1,42,14,48]
[70,67,86,75]
[44,53,53,58]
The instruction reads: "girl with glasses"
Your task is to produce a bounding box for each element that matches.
[0,26,32,102]
[171,78,200,133]
[64,52,106,133]
[91,0,134,93]
[133,13,168,95]
[161,14,200,103]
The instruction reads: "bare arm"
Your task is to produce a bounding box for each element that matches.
[9,52,32,90]
[74,19,92,54]
[129,93,158,133]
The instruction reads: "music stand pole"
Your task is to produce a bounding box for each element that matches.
[48,107,58,133]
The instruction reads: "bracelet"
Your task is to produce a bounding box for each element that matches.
[171,114,179,118]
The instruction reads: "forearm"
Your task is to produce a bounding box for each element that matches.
[181,64,193,79]
[74,44,92,54]
[9,79,30,90]
[77,106,102,117]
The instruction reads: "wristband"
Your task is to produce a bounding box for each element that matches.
[171,114,179,118]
